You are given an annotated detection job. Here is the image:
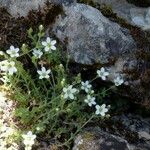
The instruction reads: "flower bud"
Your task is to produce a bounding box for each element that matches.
[39,25,44,31]
[56,108,59,111]
[36,127,41,131]
[22,43,26,48]
[59,64,64,69]
[61,94,64,99]
[61,78,65,86]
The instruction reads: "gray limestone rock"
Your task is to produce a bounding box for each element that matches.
[51,3,150,107]
[111,114,150,150]
[73,115,150,150]
[52,3,137,65]
[73,129,130,150]
[0,0,76,17]
[92,0,150,31]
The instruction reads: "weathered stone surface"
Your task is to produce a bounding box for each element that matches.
[93,0,150,31]
[51,3,150,107]
[52,3,137,65]
[73,115,150,150]
[109,114,150,150]
[73,129,130,150]
[0,0,76,17]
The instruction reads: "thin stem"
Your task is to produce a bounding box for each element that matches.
[19,49,33,58]
[102,85,115,93]
[58,115,95,147]
[51,71,56,87]
[90,76,98,83]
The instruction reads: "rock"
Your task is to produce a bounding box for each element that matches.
[100,114,150,150]
[73,129,130,150]
[52,3,137,65]
[112,114,150,149]
[73,114,150,150]
[127,0,150,7]
[0,0,76,17]
[92,0,150,31]
[51,3,150,107]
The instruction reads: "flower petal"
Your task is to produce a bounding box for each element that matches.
[51,40,56,45]
[42,41,47,46]
[51,46,56,50]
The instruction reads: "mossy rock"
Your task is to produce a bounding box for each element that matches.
[73,129,130,150]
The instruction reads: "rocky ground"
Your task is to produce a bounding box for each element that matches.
[0,0,150,149]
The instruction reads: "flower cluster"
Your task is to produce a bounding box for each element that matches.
[0,92,19,150]
[97,67,124,86]
[84,95,96,107]
[6,45,20,58]
[63,85,78,100]
[113,76,124,86]
[81,81,92,93]
[0,60,17,75]
[42,37,56,53]
[0,46,19,76]
[32,49,43,59]
[95,104,109,116]
[22,131,36,150]
[0,37,57,82]
[62,79,110,117]
[97,67,109,80]
[37,67,51,79]
[81,81,109,116]
[78,67,124,116]
[0,26,126,150]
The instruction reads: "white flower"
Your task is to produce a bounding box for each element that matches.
[6,45,19,58]
[42,37,56,52]
[0,51,4,55]
[37,67,51,79]
[81,81,92,93]
[32,49,43,58]
[0,61,17,75]
[84,95,96,107]
[7,143,19,150]
[0,123,7,133]
[22,131,36,147]
[0,139,7,148]
[97,67,109,80]
[0,98,7,111]
[25,145,32,150]
[95,104,108,116]
[2,127,14,137]
[0,75,10,84]
[63,85,77,100]
[114,76,124,86]
[7,61,17,75]
[78,139,83,145]
[0,60,9,71]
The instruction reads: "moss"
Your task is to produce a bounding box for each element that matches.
[78,132,95,150]
[0,2,63,51]
[83,132,95,141]
[136,50,150,61]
